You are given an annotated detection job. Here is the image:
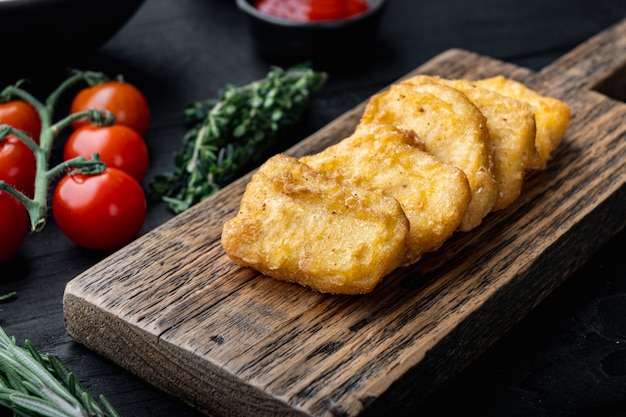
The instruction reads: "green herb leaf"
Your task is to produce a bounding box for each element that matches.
[151,63,327,213]
[0,326,119,417]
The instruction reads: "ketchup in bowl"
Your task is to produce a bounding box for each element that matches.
[254,0,369,22]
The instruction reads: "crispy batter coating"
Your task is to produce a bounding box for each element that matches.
[302,123,471,265]
[473,76,571,170]
[361,81,497,231]
[221,154,410,294]
[403,75,537,211]
[222,74,571,295]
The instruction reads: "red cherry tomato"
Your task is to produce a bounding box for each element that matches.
[70,81,150,136]
[0,100,41,143]
[52,167,147,251]
[0,134,37,197]
[64,125,149,183]
[0,191,29,264]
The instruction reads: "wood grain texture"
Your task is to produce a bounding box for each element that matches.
[63,18,626,417]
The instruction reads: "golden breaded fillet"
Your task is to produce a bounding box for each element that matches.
[473,75,571,170]
[302,123,471,265]
[403,75,537,211]
[221,154,410,294]
[361,81,497,231]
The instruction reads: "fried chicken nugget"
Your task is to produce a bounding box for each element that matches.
[302,123,471,265]
[361,82,497,231]
[473,76,570,170]
[221,154,410,294]
[402,75,537,211]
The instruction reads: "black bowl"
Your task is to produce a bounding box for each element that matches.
[236,0,387,67]
[0,0,145,76]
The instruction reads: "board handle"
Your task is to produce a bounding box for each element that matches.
[535,17,626,100]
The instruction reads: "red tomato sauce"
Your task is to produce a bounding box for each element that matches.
[254,0,369,22]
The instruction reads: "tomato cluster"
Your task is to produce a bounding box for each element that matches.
[0,100,40,262]
[0,78,151,262]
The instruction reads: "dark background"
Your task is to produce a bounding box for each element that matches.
[1,0,626,416]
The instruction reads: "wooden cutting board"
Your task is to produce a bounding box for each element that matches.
[64,18,626,417]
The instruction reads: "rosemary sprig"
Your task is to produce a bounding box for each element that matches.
[0,326,120,417]
[0,293,15,303]
[151,64,327,213]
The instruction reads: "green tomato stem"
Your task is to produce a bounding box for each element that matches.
[0,128,106,232]
[0,181,43,232]
[45,70,108,118]
[47,155,107,180]
[51,109,115,136]
[0,126,38,153]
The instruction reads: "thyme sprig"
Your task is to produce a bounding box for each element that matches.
[0,326,120,417]
[151,64,327,213]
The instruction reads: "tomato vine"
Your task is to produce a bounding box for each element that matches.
[0,71,116,234]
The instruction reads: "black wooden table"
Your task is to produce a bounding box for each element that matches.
[1,0,626,416]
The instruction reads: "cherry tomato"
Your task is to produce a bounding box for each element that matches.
[64,125,149,183]
[0,100,41,143]
[0,134,37,197]
[70,81,150,136]
[0,191,29,264]
[52,167,147,251]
